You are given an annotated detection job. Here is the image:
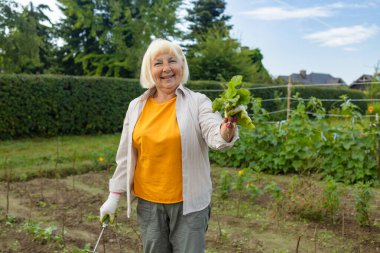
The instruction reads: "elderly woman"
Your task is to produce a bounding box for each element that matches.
[100,39,239,253]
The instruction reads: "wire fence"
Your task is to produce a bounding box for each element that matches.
[193,81,379,120]
[193,81,380,93]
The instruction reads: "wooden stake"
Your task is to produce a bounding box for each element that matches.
[313,224,318,253]
[215,201,223,238]
[287,76,292,120]
[296,235,302,253]
[376,114,380,179]
[5,157,10,216]
[341,203,345,237]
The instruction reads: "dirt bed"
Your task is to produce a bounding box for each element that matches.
[1,169,379,253]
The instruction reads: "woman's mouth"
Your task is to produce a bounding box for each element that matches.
[161,75,175,80]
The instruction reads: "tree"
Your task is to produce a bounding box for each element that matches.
[0,0,56,73]
[184,0,272,83]
[242,48,273,84]
[0,0,19,72]
[57,0,182,77]
[185,0,232,40]
[187,29,254,82]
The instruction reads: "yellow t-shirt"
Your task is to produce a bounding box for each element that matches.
[132,96,183,203]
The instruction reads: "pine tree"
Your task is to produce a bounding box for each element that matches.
[185,0,232,40]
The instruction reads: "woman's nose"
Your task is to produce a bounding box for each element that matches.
[163,62,171,72]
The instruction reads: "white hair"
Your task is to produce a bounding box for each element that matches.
[140,39,189,88]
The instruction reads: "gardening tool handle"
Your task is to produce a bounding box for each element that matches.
[93,215,110,252]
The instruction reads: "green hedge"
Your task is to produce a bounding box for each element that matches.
[0,74,144,139]
[0,75,367,139]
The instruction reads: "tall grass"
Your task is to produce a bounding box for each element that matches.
[0,134,120,181]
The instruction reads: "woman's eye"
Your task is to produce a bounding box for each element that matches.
[154,62,162,66]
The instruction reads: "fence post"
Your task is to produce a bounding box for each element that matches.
[287,76,292,120]
[376,113,380,179]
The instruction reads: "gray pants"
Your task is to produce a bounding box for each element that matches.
[137,198,210,253]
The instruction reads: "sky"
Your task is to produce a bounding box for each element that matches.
[225,0,380,84]
[14,0,380,85]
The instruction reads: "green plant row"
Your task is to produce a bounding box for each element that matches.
[218,169,374,226]
[189,80,367,114]
[210,95,379,184]
[0,74,367,139]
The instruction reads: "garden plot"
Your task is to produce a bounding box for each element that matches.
[1,165,379,253]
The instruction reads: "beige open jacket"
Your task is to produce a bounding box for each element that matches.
[109,84,239,217]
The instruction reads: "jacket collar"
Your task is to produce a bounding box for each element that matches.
[139,83,186,101]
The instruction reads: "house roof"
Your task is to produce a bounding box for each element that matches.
[279,71,346,85]
[349,74,378,89]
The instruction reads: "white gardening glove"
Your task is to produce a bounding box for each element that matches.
[100,192,121,224]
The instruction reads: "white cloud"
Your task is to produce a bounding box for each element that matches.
[242,1,377,21]
[242,6,333,20]
[327,2,372,9]
[304,25,379,47]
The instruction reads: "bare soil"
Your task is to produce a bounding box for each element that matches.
[1,167,379,253]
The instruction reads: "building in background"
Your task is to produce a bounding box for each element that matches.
[349,74,380,90]
[279,70,346,85]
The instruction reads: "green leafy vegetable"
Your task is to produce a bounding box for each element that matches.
[212,75,255,129]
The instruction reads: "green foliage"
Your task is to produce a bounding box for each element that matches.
[65,244,92,253]
[93,149,116,171]
[186,29,264,83]
[5,213,17,226]
[0,1,56,74]
[279,176,325,221]
[184,1,272,84]
[264,181,282,200]
[233,168,249,191]
[353,182,373,226]
[57,0,181,77]
[219,170,231,199]
[188,80,367,113]
[209,95,378,183]
[241,48,273,84]
[245,182,263,200]
[23,221,62,243]
[0,75,143,139]
[322,177,341,220]
[212,75,255,128]
[319,98,376,183]
[185,0,232,40]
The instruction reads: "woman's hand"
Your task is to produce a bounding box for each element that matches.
[100,192,121,224]
[220,116,237,142]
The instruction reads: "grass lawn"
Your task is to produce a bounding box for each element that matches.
[0,134,120,180]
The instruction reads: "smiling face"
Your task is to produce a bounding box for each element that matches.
[151,53,183,95]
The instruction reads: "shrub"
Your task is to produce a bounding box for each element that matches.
[354,182,373,226]
[0,74,367,139]
[0,74,143,139]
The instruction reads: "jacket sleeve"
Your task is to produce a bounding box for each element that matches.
[109,104,132,193]
[198,94,239,150]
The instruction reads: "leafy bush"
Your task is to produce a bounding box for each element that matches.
[322,178,341,221]
[219,170,232,199]
[354,183,373,226]
[210,96,378,183]
[0,74,143,139]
